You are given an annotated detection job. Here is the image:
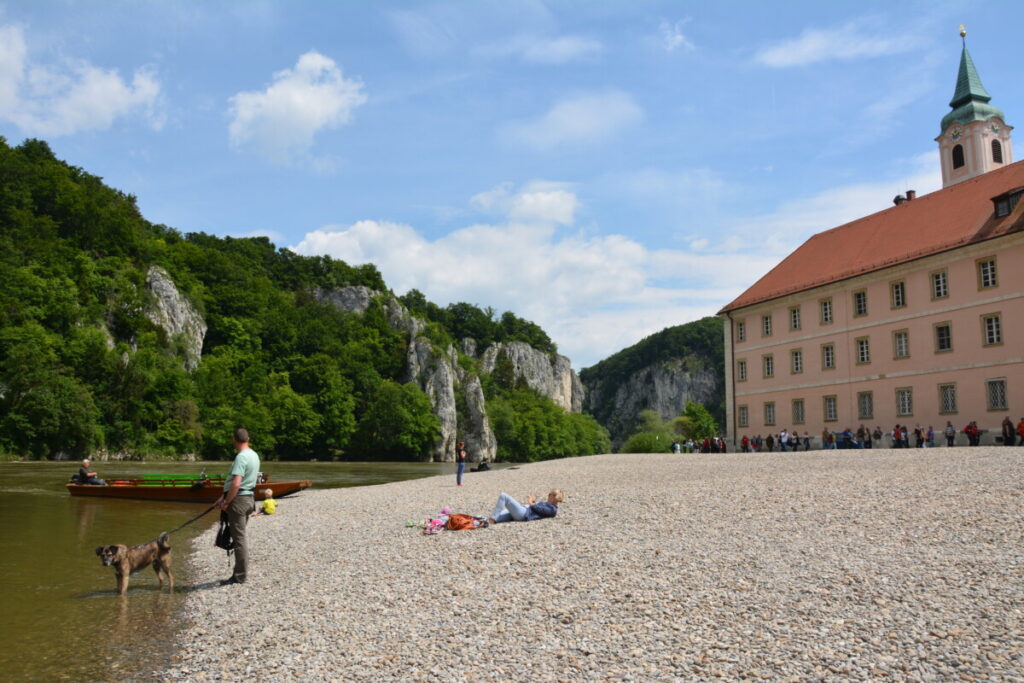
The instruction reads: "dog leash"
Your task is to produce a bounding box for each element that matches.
[167,503,218,536]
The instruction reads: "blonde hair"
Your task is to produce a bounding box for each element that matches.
[263,489,273,497]
[549,489,564,503]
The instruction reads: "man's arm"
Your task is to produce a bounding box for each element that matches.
[216,475,242,511]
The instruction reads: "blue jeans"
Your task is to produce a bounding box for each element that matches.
[490,493,528,523]
[456,461,465,485]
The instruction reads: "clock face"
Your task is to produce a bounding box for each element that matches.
[991,122,1001,134]
[951,126,962,140]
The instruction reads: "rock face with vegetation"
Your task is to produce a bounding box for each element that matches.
[0,137,608,461]
[319,287,590,462]
[580,317,725,449]
[144,266,207,371]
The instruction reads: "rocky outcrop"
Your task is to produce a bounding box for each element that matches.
[144,266,206,371]
[583,359,721,449]
[479,342,584,413]
[316,287,503,463]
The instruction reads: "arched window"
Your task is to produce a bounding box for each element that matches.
[952,144,965,169]
[992,139,1003,164]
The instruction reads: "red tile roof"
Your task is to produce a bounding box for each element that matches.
[719,160,1024,313]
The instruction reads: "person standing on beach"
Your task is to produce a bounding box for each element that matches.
[214,428,260,586]
[455,441,467,486]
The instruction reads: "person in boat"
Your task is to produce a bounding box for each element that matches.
[485,489,562,525]
[76,459,107,486]
[214,428,260,586]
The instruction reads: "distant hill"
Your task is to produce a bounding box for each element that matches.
[579,317,724,448]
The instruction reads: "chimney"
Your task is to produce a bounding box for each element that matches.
[906,190,916,201]
[893,194,906,205]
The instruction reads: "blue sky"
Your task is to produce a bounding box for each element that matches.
[2,1,1022,368]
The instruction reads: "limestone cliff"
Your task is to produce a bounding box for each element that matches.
[144,266,207,371]
[580,317,724,449]
[479,341,583,413]
[315,286,582,462]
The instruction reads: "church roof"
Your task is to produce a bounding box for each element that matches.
[719,160,1024,314]
[940,45,1005,131]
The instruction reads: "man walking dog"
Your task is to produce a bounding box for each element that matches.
[214,428,260,586]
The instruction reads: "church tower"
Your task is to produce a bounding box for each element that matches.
[936,27,1013,188]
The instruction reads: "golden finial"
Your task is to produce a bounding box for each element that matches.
[959,24,967,38]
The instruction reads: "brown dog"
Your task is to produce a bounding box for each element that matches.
[95,531,174,595]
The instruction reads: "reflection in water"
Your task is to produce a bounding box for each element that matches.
[1,460,454,679]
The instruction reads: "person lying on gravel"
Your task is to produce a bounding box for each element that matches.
[486,489,563,525]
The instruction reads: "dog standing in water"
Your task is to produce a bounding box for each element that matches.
[95,531,174,595]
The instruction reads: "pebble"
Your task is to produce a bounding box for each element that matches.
[160,448,1024,681]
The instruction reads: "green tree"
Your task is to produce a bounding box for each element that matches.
[682,401,718,439]
[352,381,440,460]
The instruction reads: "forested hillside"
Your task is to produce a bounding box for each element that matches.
[579,317,725,447]
[0,138,607,461]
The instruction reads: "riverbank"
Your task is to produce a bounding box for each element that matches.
[164,448,1023,681]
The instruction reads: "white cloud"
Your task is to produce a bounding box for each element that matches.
[521,35,602,64]
[227,51,366,165]
[658,19,695,53]
[754,19,922,68]
[291,181,778,366]
[0,23,162,136]
[501,90,643,150]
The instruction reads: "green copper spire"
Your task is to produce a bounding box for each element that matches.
[941,28,1004,132]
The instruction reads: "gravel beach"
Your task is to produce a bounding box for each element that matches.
[164,448,1023,681]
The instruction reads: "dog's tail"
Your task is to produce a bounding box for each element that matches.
[158,531,170,550]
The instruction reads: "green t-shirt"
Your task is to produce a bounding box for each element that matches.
[225,447,260,493]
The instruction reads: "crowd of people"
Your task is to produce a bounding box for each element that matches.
[737,418,1024,452]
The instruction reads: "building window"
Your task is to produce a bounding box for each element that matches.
[792,399,805,425]
[931,270,949,299]
[893,329,910,359]
[737,359,747,382]
[820,298,833,324]
[823,395,838,422]
[763,354,774,378]
[952,144,965,169]
[982,314,1002,346]
[738,405,749,428]
[890,280,906,309]
[822,343,835,370]
[977,258,997,289]
[853,290,868,317]
[789,306,801,331]
[934,322,953,352]
[896,388,913,417]
[791,349,803,374]
[986,378,1007,411]
[762,314,773,337]
[736,321,746,342]
[857,391,873,420]
[856,337,871,364]
[764,402,776,426]
[939,383,958,414]
[992,139,1003,164]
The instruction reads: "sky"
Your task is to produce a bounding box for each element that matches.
[1,1,1022,369]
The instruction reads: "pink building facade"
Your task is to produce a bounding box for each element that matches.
[719,39,1024,446]
[722,230,1024,446]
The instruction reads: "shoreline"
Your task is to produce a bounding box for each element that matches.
[164,449,1023,681]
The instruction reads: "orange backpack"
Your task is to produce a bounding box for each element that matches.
[445,513,485,530]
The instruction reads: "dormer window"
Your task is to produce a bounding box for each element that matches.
[993,189,1022,218]
[952,144,965,169]
[992,139,1003,164]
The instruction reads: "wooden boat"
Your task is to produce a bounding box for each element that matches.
[67,473,311,503]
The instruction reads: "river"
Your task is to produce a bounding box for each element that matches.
[0,460,456,681]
